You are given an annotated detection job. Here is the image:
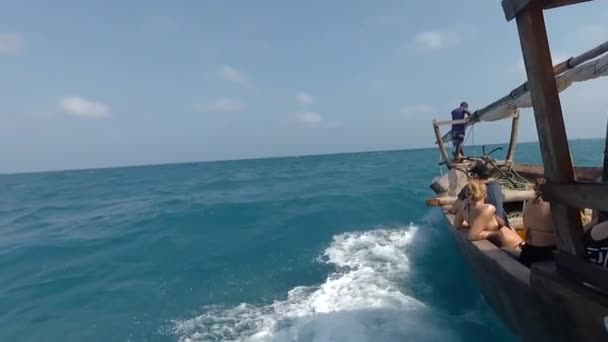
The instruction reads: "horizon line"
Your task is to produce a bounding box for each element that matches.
[1,137,603,176]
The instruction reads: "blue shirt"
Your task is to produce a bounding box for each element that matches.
[451,107,467,133]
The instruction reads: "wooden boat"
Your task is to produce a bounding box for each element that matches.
[425,1,608,341]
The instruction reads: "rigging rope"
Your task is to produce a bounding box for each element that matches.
[495,166,532,190]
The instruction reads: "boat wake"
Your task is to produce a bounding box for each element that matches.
[173,224,461,342]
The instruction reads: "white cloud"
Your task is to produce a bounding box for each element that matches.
[195,98,243,113]
[400,104,434,117]
[218,65,247,84]
[415,31,444,49]
[290,112,338,128]
[414,27,468,51]
[324,120,338,128]
[296,92,313,105]
[59,96,110,119]
[0,32,24,55]
[297,112,322,124]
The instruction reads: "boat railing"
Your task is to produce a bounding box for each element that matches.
[432,112,520,169]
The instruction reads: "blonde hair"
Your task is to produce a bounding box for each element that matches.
[466,179,487,202]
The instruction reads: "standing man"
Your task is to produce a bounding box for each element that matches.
[451,101,472,161]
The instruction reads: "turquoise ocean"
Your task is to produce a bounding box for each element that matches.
[0,139,604,342]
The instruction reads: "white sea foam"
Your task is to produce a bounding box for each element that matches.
[173,225,457,342]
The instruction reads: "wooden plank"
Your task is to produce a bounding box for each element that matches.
[531,261,608,341]
[426,189,536,207]
[511,164,602,181]
[443,213,563,341]
[603,117,608,182]
[506,112,520,162]
[467,40,608,132]
[502,0,535,21]
[554,251,608,295]
[542,182,608,212]
[433,118,468,126]
[432,120,452,168]
[502,0,593,21]
[545,0,594,11]
[515,4,586,257]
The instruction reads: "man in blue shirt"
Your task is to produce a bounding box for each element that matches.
[451,101,472,160]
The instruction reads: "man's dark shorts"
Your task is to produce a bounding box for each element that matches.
[452,132,465,146]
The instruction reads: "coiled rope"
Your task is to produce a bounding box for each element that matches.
[496,165,532,190]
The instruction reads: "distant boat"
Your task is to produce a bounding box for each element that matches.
[425,1,608,341]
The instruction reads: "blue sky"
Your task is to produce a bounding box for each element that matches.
[1,1,607,173]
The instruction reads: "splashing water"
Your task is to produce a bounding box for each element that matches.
[173,225,463,342]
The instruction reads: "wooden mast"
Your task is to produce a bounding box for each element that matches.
[512,0,586,257]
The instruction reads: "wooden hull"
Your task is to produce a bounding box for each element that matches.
[439,209,566,341]
[430,163,608,341]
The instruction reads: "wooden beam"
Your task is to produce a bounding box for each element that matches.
[542,182,608,212]
[506,111,520,162]
[554,252,608,295]
[467,40,608,131]
[515,4,586,257]
[502,0,593,21]
[502,0,536,21]
[432,120,452,168]
[544,0,594,11]
[531,261,608,341]
[426,189,536,207]
[603,117,608,182]
[433,118,468,126]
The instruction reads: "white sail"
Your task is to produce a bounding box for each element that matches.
[440,41,608,143]
[479,53,608,122]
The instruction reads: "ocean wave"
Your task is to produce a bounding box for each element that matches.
[173,225,457,342]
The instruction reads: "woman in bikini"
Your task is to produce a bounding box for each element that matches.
[519,178,557,267]
[454,179,524,249]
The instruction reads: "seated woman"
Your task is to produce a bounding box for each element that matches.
[454,179,524,249]
[449,163,510,228]
[519,178,557,267]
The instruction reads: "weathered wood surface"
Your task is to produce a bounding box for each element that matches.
[554,251,608,295]
[442,211,566,341]
[531,261,608,342]
[502,0,593,21]
[433,118,468,126]
[432,121,452,169]
[603,118,608,181]
[542,182,608,212]
[516,4,586,258]
[511,164,601,181]
[506,113,520,162]
[426,189,536,206]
